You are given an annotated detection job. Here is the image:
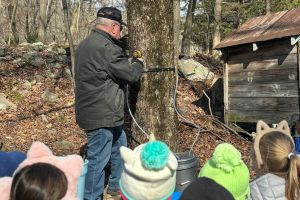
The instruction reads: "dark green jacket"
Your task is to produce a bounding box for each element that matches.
[75,28,143,130]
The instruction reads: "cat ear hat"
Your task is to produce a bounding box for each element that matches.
[254,120,294,165]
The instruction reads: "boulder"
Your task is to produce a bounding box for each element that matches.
[30,42,44,51]
[22,52,44,67]
[58,55,71,63]
[0,103,7,113]
[0,93,17,109]
[48,62,61,69]
[41,92,59,102]
[57,47,70,55]
[46,70,60,79]
[18,90,30,97]
[35,74,45,82]
[53,140,72,149]
[0,46,7,57]
[13,57,31,68]
[65,68,73,81]
[178,59,214,81]
[22,81,31,89]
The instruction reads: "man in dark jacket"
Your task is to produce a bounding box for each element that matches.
[75,7,143,200]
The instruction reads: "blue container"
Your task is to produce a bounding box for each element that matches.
[59,157,89,200]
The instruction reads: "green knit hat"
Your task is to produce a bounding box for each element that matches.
[199,143,250,200]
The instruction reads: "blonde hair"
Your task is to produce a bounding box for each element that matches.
[254,131,300,200]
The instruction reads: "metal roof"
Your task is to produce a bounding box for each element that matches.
[215,7,300,49]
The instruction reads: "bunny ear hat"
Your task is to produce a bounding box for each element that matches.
[254,120,294,165]
[0,141,83,200]
[120,133,178,200]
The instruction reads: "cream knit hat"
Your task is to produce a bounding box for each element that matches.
[119,134,178,200]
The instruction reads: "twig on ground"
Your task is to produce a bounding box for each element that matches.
[202,90,212,115]
[231,123,254,137]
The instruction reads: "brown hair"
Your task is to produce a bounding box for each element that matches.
[10,162,68,200]
[254,131,300,200]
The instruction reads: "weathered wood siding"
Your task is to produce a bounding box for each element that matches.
[227,38,299,124]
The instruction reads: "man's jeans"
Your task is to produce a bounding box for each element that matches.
[84,126,127,200]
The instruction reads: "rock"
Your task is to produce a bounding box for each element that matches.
[178,59,214,80]
[12,86,18,92]
[46,70,60,79]
[46,58,56,64]
[0,93,17,109]
[210,77,223,103]
[0,46,7,57]
[45,47,53,53]
[46,123,52,129]
[18,90,30,97]
[46,129,56,134]
[5,55,13,60]
[0,57,8,65]
[30,42,44,51]
[58,55,71,63]
[57,47,70,55]
[35,75,45,82]
[41,114,49,123]
[41,92,59,102]
[19,42,29,47]
[0,103,7,113]
[27,79,36,85]
[65,68,73,81]
[13,57,31,68]
[48,42,58,47]
[53,140,72,149]
[22,81,31,89]
[0,93,6,98]
[22,52,44,67]
[48,62,61,69]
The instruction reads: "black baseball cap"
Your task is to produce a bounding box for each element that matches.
[97,7,127,26]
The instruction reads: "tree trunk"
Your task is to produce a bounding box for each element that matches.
[62,0,75,89]
[174,0,180,75]
[265,0,270,15]
[126,0,178,151]
[38,0,47,43]
[8,1,19,45]
[212,0,222,58]
[203,0,212,54]
[70,0,84,37]
[181,0,196,56]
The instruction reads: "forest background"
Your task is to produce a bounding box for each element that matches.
[2,0,300,56]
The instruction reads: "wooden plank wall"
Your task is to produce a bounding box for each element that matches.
[227,38,299,124]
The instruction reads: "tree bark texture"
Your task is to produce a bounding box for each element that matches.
[38,0,47,43]
[62,0,75,88]
[265,0,271,15]
[8,1,19,45]
[70,0,84,37]
[181,0,196,56]
[212,0,222,58]
[126,0,178,151]
[173,0,180,75]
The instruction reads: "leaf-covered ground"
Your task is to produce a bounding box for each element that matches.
[0,47,255,185]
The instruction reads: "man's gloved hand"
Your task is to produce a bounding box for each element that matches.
[131,57,144,67]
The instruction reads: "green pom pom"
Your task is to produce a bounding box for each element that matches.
[140,141,170,170]
[212,143,243,173]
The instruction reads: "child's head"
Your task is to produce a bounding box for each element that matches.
[199,143,250,200]
[253,120,300,200]
[119,133,178,200]
[10,162,68,200]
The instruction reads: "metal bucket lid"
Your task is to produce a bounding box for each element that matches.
[175,152,198,170]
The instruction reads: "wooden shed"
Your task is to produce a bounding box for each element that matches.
[215,7,300,125]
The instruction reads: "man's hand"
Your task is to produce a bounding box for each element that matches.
[131,57,144,67]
